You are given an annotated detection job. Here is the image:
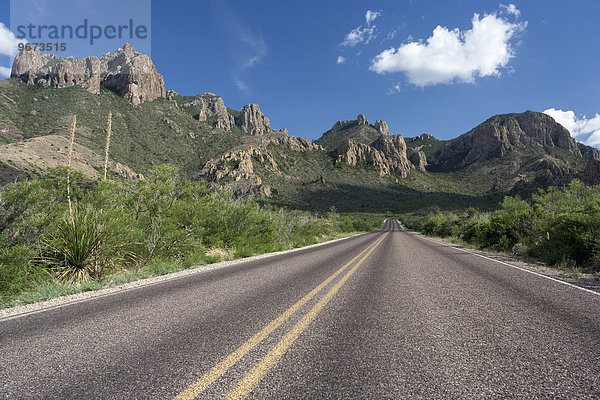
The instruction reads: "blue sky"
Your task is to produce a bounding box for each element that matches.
[1,0,599,147]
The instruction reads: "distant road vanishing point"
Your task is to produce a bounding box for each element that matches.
[2,219,599,398]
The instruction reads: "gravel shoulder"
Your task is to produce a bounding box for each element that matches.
[0,232,363,321]
[411,231,600,294]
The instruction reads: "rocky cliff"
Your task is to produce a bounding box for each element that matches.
[374,119,389,136]
[431,111,581,169]
[237,103,271,135]
[316,115,390,151]
[169,91,236,131]
[11,43,165,105]
[410,151,428,171]
[371,135,413,177]
[198,133,323,197]
[335,134,413,178]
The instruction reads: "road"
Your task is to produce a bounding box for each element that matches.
[1,218,599,399]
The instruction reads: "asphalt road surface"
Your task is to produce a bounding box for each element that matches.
[2,218,599,399]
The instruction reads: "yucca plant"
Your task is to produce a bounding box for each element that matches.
[41,205,103,283]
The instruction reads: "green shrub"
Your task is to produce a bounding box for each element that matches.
[0,246,47,302]
[40,206,104,283]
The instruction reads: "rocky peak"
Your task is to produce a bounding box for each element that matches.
[237,103,271,135]
[374,119,389,136]
[357,114,368,125]
[11,43,165,105]
[181,93,235,131]
[431,111,582,168]
[371,135,413,177]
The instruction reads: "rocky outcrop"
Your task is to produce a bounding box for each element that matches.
[269,135,323,152]
[371,135,413,177]
[11,43,165,105]
[579,144,600,162]
[199,146,277,197]
[336,139,390,176]
[410,150,428,171]
[357,114,368,125]
[237,103,271,135]
[431,111,582,168]
[374,119,389,136]
[414,133,435,141]
[182,93,236,131]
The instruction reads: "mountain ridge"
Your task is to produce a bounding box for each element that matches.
[2,44,599,212]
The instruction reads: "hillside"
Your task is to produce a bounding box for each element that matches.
[2,44,599,213]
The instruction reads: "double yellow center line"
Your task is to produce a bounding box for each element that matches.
[174,232,389,400]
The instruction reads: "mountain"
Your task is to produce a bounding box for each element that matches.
[2,44,599,212]
[427,111,600,194]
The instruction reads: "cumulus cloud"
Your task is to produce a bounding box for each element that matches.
[543,108,600,147]
[369,7,526,86]
[336,56,346,64]
[0,22,26,78]
[0,22,24,57]
[366,10,382,25]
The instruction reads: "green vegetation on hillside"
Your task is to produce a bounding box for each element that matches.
[0,79,246,176]
[0,165,383,307]
[401,180,600,271]
[314,120,382,151]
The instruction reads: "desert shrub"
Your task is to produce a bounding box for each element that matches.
[0,246,47,302]
[402,179,600,270]
[40,205,104,283]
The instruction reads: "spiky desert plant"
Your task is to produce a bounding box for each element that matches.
[103,112,112,180]
[66,115,77,218]
[42,205,103,284]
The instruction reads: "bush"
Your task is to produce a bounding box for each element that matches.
[0,246,47,302]
[40,206,104,283]
[402,179,600,270]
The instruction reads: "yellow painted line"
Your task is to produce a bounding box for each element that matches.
[223,232,388,400]
[173,233,388,400]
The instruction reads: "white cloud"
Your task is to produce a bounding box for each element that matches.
[500,3,521,17]
[336,56,346,64]
[369,8,526,86]
[0,66,11,78]
[234,77,249,91]
[543,108,600,148]
[340,10,382,47]
[341,26,376,47]
[366,10,382,25]
[240,33,266,69]
[587,131,600,147]
[0,22,24,57]
[0,22,26,79]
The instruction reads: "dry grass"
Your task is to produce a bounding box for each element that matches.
[205,247,235,262]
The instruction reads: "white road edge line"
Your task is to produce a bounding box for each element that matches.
[412,231,600,297]
[0,230,377,322]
